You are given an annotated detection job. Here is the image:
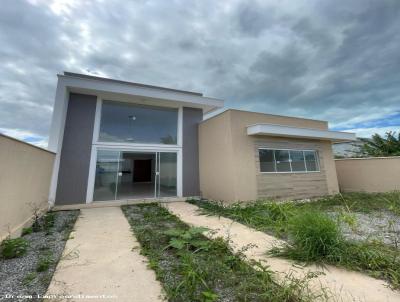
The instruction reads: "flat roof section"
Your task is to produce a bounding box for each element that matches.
[58,72,224,114]
[63,72,203,96]
[247,123,357,142]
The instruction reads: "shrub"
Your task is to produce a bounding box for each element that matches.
[0,238,29,259]
[285,211,343,261]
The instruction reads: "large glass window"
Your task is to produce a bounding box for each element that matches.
[99,101,178,144]
[259,149,319,173]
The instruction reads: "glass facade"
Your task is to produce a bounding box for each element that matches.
[99,101,178,144]
[93,150,177,201]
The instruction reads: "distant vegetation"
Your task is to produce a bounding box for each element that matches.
[359,131,400,157]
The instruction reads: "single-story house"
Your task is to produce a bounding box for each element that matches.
[48,72,356,205]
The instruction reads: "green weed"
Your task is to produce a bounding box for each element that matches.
[36,253,54,272]
[122,203,319,302]
[0,237,29,259]
[190,196,400,289]
[22,272,37,285]
[21,227,33,236]
[281,212,343,262]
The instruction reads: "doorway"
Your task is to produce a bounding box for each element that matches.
[93,150,177,201]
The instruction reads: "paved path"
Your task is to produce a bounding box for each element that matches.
[46,207,164,302]
[165,202,400,302]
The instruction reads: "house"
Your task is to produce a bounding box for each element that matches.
[199,110,356,202]
[48,72,356,205]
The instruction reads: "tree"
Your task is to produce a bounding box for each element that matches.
[359,131,400,157]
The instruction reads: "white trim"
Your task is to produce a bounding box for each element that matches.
[59,74,224,114]
[48,82,69,205]
[92,97,102,144]
[85,97,101,203]
[93,143,181,151]
[258,148,320,174]
[247,123,356,142]
[177,149,183,197]
[86,147,97,203]
[259,147,319,152]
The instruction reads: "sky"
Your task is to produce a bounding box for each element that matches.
[1,0,399,148]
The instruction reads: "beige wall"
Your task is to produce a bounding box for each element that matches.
[199,110,339,203]
[0,134,55,241]
[335,157,400,192]
[254,138,331,200]
[199,111,236,201]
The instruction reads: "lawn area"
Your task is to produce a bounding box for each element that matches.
[188,192,400,289]
[0,210,79,300]
[122,203,324,302]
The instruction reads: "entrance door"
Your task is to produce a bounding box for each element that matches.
[133,160,152,182]
[93,150,177,201]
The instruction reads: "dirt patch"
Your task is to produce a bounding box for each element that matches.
[330,210,400,247]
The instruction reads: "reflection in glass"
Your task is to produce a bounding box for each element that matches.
[259,149,275,172]
[275,150,291,172]
[305,151,319,171]
[99,101,178,144]
[93,150,120,201]
[158,152,177,197]
[290,150,306,172]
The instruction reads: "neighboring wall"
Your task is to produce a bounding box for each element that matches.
[0,134,54,241]
[335,157,400,192]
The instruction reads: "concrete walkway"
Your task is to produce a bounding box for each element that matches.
[46,207,164,302]
[165,202,400,302]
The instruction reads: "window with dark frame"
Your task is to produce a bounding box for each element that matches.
[258,149,319,173]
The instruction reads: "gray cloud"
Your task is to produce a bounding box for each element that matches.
[1,0,400,143]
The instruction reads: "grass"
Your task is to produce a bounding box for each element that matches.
[309,192,400,215]
[36,253,54,272]
[0,237,29,259]
[122,203,324,302]
[188,192,400,289]
[22,272,37,285]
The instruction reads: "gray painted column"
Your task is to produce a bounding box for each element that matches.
[182,107,202,196]
[55,93,97,205]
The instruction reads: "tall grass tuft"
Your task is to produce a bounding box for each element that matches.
[283,212,343,262]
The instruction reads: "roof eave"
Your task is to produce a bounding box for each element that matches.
[247,123,357,142]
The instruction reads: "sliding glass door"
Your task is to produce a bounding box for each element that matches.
[156,152,177,198]
[93,150,120,201]
[93,150,177,201]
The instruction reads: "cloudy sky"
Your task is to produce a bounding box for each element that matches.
[1,0,400,147]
